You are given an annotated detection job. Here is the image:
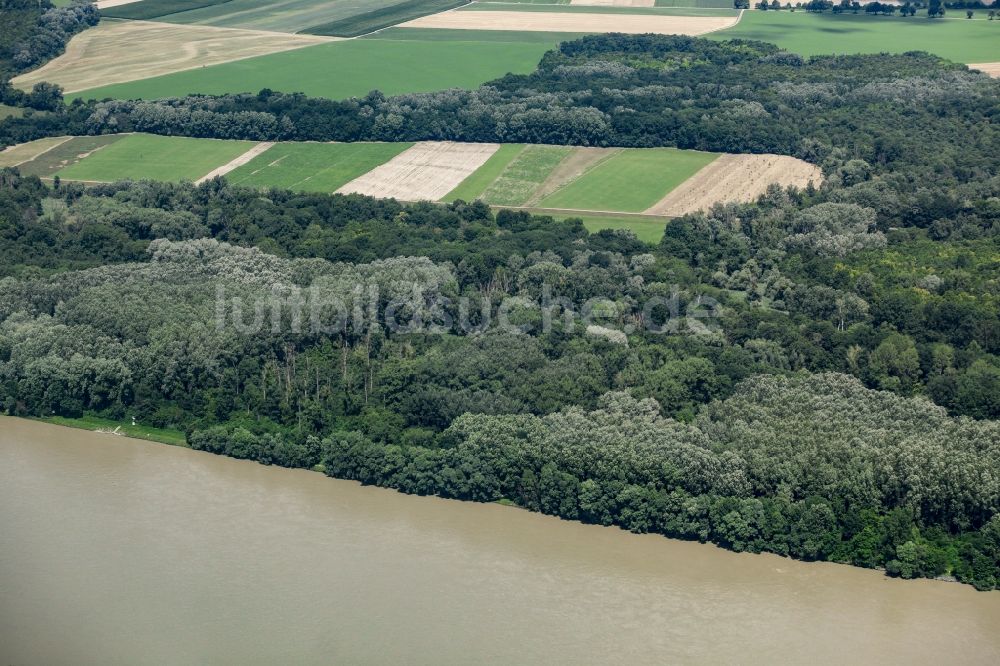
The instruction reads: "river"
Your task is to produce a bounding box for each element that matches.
[1,417,999,665]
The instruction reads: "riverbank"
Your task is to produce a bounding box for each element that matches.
[33,414,187,447]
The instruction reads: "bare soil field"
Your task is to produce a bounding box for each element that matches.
[524,147,621,206]
[337,142,501,201]
[400,10,738,34]
[969,63,1000,78]
[570,0,656,7]
[196,142,275,183]
[645,153,822,216]
[0,137,72,168]
[96,0,144,8]
[12,21,335,94]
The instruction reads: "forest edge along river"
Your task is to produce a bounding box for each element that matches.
[2,416,999,665]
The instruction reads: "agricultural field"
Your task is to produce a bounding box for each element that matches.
[54,134,255,183]
[712,12,1000,64]
[68,32,558,102]
[12,136,125,178]
[401,8,739,33]
[303,0,469,37]
[13,20,333,94]
[538,148,719,213]
[460,3,740,15]
[477,145,574,206]
[110,0,407,33]
[0,136,71,168]
[30,136,821,226]
[225,142,414,193]
[337,142,501,201]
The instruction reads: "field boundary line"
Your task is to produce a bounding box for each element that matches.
[493,204,672,219]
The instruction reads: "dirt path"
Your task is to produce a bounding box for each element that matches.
[12,21,336,94]
[644,153,822,217]
[337,141,501,201]
[196,142,275,184]
[524,147,621,206]
[400,11,738,34]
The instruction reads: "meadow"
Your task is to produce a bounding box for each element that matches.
[224,142,414,193]
[70,35,558,102]
[478,145,573,206]
[539,148,718,213]
[713,12,1000,64]
[14,135,125,178]
[570,213,668,244]
[54,134,254,182]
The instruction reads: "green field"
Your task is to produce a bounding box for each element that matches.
[225,142,413,192]
[101,0,233,20]
[480,145,573,206]
[539,148,718,213]
[368,27,588,43]
[444,143,525,202]
[72,36,559,102]
[714,12,1000,64]
[55,134,254,183]
[304,0,470,36]
[145,0,404,33]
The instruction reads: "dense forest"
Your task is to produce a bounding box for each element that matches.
[1,35,999,588]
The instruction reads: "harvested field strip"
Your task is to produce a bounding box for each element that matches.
[970,63,1000,78]
[225,142,414,193]
[463,3,739,14]
[96,0,146,9]
[480,145,573,206]
[645,153,822,216]
[71,38,554,102]
[13,21,334,94]
[101,0,232,19]
[444,144,526,202]
[54,134,256,183]
[540,148,718,213]
[524,146,621,206]
[337,142,501,201]
[15,135,126,178]
[196,142,275,184]
[401,10,738,33]
[304,0,470,37]
[0,137,72,168]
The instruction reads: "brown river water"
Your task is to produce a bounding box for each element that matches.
[2,416,999,665]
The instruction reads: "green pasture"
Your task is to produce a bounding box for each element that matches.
[480,145,572,206]
[575,214,668,244]
[146,0,403,33]
[225,142,413,192]
[54,134,254,183]
[713,12,1000,64]
[304,0,469,36]
[444,144,525,202]
[71,37,558,102]
[539,148,718,213]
